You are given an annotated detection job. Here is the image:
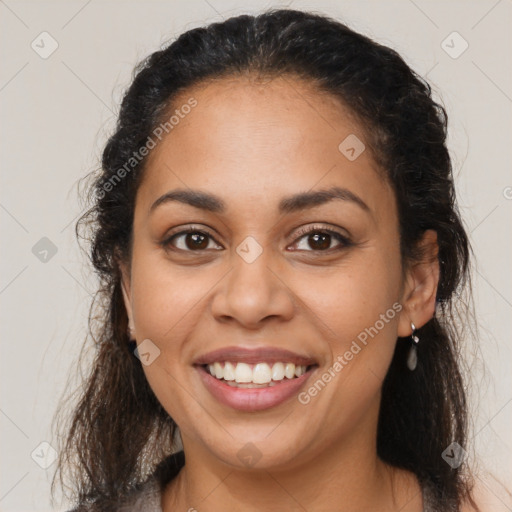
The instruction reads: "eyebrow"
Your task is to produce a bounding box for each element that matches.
[149,186,370,215]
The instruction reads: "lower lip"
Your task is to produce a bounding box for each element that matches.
[196,366,316,412]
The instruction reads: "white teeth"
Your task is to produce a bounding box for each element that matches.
[225,381,278,388]
[206,361,310,384]
[223,361,236,381]
[213,362,223,379]
[285,363,296,379]
[271,362,285,381]
[234,362,253,383]
[253,363,272,384]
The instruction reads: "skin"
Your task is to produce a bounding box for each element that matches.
[119,75,441,511]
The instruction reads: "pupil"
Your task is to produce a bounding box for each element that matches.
[310,233,330,250]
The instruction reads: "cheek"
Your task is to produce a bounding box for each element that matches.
[295,247,403,396]
[300,254,402,341]
[129,250,218,341]
[128,258,212,424]
[140,361,206,441]
[292,278,400,434]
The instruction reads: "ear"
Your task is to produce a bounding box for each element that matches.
[397,229,440,337]
[119,260,135,336]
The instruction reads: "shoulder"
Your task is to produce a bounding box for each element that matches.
[461,473,512,512]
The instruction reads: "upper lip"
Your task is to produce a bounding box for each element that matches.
[193,346,318,366]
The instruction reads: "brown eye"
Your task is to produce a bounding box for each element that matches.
[183,232,209,250]
[291,225,352,252]
[162,229,222,252]
[304,232,332,250]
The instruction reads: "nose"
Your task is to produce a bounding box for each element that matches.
[210,246,295,329]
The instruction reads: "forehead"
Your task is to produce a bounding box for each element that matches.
[136,75,393,220]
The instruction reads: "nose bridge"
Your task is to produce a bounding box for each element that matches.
[210,238,294,327]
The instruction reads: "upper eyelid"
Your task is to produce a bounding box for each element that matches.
[165,225,219,241]
[293,223,349,238]
[166,223,346,238]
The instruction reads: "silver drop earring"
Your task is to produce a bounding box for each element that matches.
[127,323,137,354]
[407,322,420,371]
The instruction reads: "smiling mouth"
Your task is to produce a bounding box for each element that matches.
[199,361,319,388]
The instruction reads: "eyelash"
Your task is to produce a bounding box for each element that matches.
[161,224,352,254]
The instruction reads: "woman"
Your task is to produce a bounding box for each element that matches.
[53,8,495,511]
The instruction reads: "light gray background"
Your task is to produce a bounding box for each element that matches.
[1,1,511,510]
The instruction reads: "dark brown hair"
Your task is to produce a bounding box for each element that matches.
[52,8,476,510]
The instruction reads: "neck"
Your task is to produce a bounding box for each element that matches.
[162,413,422,511]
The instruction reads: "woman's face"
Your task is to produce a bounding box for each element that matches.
[120,75,433,470]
